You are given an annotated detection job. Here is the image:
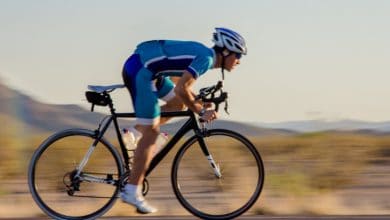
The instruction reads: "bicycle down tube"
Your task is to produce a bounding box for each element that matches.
[116,110,201,177]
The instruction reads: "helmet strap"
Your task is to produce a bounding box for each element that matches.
[220,49,230,81]
[221,55,225,80]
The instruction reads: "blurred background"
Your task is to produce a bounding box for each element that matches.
[1,0,389,218]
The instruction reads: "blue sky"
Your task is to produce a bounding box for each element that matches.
[1,0,389,123]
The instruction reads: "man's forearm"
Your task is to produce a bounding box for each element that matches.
[175,88,203,114]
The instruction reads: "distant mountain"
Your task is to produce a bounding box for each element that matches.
[3,80,390,137]
[0,80,290,137]
[257,119,390,133]
[0,80,105,135]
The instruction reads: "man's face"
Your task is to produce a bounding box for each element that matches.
[224,53,241,71]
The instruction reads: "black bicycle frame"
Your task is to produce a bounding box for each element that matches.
[93,102,210,178]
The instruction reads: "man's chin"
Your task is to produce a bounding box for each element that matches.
[223,66,233,72]
[223,67,231,72]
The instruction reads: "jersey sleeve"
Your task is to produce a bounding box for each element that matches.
[186,56,214,79]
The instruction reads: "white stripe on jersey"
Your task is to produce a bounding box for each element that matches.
[144,56,166,67]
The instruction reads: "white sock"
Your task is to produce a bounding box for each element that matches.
[124,184,143,197]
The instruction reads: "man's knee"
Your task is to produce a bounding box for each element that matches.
[136,124,160,138]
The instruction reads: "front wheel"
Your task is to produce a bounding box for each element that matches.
[28,129,124,220]
[172,129,265,220]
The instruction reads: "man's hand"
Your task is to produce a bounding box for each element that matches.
[202,102,213,109]
[200,109,218,123]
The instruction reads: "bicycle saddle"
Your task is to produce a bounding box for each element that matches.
[87,84,125,93]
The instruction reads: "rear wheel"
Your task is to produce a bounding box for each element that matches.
[172,129,264,220]
[28,129,124,220]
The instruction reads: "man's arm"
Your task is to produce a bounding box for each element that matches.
[174,71,203,114]
[175,71,217,122]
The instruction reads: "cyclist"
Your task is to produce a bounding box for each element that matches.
[121,27,247,213]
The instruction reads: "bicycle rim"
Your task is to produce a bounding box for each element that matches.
[172,129,264,220]
[28,129,123,220]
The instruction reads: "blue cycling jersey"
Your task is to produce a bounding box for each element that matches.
[133,40,215,79]
[122,40,215,125]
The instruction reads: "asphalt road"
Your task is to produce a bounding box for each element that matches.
[101,216,390,220]
[7,215,390,220]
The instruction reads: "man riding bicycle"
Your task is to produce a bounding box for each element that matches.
[121,27,247,213]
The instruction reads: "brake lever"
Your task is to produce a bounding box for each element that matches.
[224,100,229,115]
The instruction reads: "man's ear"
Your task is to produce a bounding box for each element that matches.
[222,49,230,57]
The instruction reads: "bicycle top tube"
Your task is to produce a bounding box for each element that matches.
[115,110,193,118]
[87,80,227,118]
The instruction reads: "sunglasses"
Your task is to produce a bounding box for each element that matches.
[235,53,242,60]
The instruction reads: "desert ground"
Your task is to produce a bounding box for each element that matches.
[1,132,389,218]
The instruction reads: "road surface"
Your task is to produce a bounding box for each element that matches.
[7,215,390,220]
[103,216,390,220]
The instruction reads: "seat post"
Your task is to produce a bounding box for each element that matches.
[104,92,116,114]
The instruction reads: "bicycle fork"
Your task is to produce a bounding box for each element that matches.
[198,136,222,178]
[207,155,222,178]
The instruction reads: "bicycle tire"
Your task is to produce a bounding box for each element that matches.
[171,129,264,220]
[28,129,124,220]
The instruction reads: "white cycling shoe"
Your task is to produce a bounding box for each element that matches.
[120,189,158,214]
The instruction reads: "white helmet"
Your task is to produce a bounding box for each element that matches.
[212,27,247,55]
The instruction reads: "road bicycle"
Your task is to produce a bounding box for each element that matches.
[28,81,265,220]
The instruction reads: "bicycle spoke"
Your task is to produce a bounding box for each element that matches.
[172,129,264,219]
[28,130,123,220]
